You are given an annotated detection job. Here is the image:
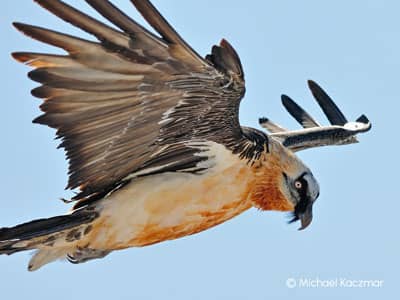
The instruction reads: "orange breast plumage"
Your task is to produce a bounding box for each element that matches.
[83,143,255,250]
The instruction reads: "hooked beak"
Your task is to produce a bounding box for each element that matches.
[298,202,313,230]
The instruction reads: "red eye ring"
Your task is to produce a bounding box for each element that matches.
[295,181,302,189]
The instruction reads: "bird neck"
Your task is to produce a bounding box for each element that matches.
[247,144,295,212]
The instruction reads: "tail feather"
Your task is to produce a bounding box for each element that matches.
[0,208,98,256]
[28,248,70,271]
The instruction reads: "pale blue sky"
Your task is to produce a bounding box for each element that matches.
[0,1,397,299]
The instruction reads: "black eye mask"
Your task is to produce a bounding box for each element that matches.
[289,175,309,223]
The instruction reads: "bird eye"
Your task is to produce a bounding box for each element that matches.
[295,181,302,189]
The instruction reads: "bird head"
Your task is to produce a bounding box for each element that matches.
[249,141,320,230]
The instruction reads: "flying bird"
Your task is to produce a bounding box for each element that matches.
[0,0,371,271]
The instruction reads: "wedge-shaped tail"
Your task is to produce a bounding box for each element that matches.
[259,80,371,151]
[0,208,98,270]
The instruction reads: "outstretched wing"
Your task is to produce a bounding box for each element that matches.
[260,80,371,151]
[13,0,253,201]
[281,94,320,129]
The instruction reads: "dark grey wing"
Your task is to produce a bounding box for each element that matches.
[259,81,371,151]
[272,122,370,152]
[307,80,347,126]
[259,117,288,133]
[281,95,320,128]
[14,0,255,202]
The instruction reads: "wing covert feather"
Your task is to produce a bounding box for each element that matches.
[14,0,254,201]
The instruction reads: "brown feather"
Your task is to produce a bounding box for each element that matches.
[13,22,95,52]
[130,0,207,69]
[86,0,166,49]
[34,0,130,48]
[14,0,259,202]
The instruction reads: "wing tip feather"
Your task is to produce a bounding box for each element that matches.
[11,52,34,63]
[258,117,270,125]
[12,22,32,35]
[281,94,294,106]
[307,79,317,90]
